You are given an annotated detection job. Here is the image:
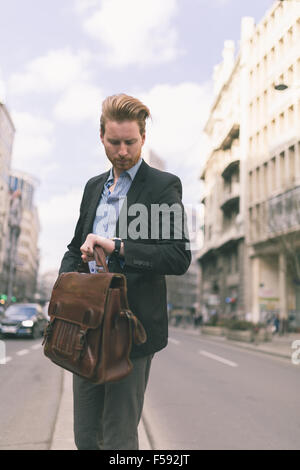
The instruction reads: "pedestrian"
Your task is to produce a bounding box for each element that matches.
[59,93,191,450]
[273,314,280,334]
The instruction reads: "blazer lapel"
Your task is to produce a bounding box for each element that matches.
[115,159,149,238]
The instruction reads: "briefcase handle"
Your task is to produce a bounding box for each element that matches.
[94,245,109,273]
[77,245,109,273]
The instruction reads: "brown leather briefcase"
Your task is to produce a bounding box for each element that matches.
[43,246,146,384]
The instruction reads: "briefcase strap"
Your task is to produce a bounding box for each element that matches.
[122,310,147,345]
[94,246,109,273]
[77,245,109,273]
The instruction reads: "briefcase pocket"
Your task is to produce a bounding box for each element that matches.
[44,316,101,379]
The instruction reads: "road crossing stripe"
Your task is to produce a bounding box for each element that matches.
[16,349,29,356]
[169,338,181,345]
[199,350,238,367]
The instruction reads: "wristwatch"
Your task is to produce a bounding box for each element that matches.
[112,237,122,256]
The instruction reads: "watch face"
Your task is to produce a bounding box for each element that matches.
[114,238,121,254]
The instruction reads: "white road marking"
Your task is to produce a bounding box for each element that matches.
[199,350,238,368]
[0,356,12,364]
[16,349,29,356]
[169,337,181,345]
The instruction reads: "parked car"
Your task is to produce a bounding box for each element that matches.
[0,303,48,339]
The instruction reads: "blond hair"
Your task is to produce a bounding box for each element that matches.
[100,93,151,136]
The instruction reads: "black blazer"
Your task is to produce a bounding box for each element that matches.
[59,160,191,357]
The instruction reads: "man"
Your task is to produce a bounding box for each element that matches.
[59,94,191,450]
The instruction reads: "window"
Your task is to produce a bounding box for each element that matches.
[256,203,261,238]
[278,37,284,59]
[288,105,294,128]
[249,171,253,202]
[279,112,285,133]
[256,96,260,126]
[263,162,268,198]
[263,125,268,153]
[263,89,268,115]
[280,151,285,187]
[271,157,276,192]
[289,146,295,182]
[256,167,261,199]
[271,118,276,139]
[263,55,268,77]
[288,65,294,86]
[288,26,293,47]
[270,47,275,70]
[249,136,253,155]
[249,207,254,241]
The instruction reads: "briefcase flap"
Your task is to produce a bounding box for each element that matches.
[48,271,120,329]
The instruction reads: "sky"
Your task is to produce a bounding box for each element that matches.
[0,0,275,274]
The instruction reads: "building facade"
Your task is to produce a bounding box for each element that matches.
[0,102,15,289]
[198,37,247,323]
[246,0,300,328]
[2,170,40,302]
[198,1,300,328]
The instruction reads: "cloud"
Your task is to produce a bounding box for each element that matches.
[139,82,212,164]
[74,0,99,14]
[54,82,104,124]
[81,0,183,67]
[38,188,84,273]
[11,111,55,171]
[136,81,212,204]
[9,48,92,95]
[0,67,6,102]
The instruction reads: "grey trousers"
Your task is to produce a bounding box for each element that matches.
[73,354,153,450]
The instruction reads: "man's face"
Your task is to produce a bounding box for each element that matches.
[100,120,145,173]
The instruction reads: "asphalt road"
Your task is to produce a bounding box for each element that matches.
[0,335,63,450]
[143,328,300,450]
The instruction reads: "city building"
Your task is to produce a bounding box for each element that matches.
[142,147,165,170]
[198,37,247,323]
[3,170,40,302]
[246,0,300,329]
[198,1,300,328]
[0,101,15,290]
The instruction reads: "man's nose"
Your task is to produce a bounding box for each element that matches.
[118,142,128,156]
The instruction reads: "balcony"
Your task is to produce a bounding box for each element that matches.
[220,182,240,213]
[219,123,240,151]
[218,216,244,249]
[221,159,240,180]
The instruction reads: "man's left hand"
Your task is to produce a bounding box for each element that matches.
[80,234,114,262]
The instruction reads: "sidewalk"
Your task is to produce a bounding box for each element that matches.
[50,370,152,450]
[172,325,300,361]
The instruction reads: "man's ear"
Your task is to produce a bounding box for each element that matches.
[100,129,104,144]
[141,133,146,146]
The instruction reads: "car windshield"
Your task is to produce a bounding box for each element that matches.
[5,306,36,319]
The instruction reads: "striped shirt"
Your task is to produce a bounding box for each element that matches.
[89,157,143,273]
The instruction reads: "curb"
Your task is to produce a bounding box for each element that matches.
[170,326,298,361]
[50,370,152,450]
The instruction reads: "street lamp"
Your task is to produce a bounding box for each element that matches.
[274,83,300,91]
[274,83,288,91]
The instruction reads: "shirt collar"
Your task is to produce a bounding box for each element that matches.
[108,157,143,182]
[125,157,143,180]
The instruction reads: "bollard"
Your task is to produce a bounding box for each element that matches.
[0,340,6,365]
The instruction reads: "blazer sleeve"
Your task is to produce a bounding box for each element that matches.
[58,183,89,274]
[123,175,191,275]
